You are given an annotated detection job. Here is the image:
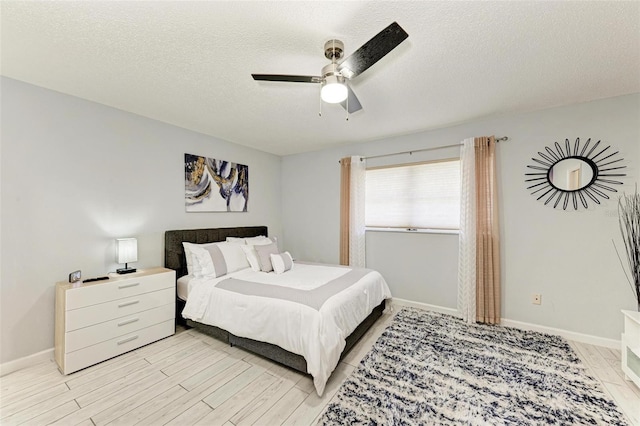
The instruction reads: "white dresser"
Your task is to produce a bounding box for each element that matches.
[621,309,640,389]
[55,267,176,375]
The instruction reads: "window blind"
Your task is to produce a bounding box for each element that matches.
[365,159,461,230]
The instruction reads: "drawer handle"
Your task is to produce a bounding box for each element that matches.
[118,282,140,289]
[118,300,139,308]
[117,335,139,345]
[117,317,139,327]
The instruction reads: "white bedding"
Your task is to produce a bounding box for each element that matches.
[181,263,391,396]
[176,274,194,301]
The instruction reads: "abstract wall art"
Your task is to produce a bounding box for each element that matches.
[184,153,249,212]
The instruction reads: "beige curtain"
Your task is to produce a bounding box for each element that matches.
[339,157,351,265]
[474,136,501,324]
[339,156,366,267]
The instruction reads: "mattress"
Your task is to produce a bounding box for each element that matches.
[176,274,194,301]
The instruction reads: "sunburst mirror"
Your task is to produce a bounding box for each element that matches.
[525,138,626,210]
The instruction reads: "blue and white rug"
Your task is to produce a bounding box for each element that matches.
[319,307,628,425]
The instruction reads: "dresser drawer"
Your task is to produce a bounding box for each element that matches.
[64,320,175,374]
[64,303,175,353]
[66,271,174,310]
[66,287,174,331]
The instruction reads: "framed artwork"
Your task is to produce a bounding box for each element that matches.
[184,153,248,212]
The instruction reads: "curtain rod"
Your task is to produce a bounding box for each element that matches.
[360,136,509,161]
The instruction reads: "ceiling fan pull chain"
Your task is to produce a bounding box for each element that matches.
[346,87,350,121]
[319,87,323,117]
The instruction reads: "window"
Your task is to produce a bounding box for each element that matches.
[365,159,461,230]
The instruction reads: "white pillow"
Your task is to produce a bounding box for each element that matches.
[184,241,250,278]
[215,242,250,273]
[226,235,269,245]
[240,238,276,271]
[182,242,215,275]
[246,236,273,246]
[241,245,261,271]
[270,252,294,274]
[226,237,248,244]
[189,245,222,278]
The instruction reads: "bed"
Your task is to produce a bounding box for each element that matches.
[164,226,391,395]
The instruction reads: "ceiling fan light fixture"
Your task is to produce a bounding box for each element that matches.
[321,75,348,103]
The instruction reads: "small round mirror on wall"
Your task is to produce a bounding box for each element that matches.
[525,138,626,210]
[548,158,596,191]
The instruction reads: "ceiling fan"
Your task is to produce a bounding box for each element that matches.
[252,22,409,114]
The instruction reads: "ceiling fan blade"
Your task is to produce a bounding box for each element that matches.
[341,85,362,113]
[252,74,322,83]
[338,22,408,79]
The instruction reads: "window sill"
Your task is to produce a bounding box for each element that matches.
[365,227,459,235]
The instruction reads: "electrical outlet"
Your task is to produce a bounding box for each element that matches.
[532,294,542,305]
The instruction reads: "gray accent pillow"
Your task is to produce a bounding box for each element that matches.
[254,242,279,272]
[270,252,294,274]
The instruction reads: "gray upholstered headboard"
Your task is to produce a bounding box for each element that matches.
[164,226,268,278]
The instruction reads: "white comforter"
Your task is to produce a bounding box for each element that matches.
[181,263,391,395]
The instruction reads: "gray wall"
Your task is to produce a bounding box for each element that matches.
[281,93,640,340]
[366,231,458,309]
[2,76,638,365]
[0,77,283,364]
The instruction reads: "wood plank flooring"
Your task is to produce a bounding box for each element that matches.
[1,309,638,425]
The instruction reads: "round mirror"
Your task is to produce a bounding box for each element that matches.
[525,138,626,210]
[548,157,595,191]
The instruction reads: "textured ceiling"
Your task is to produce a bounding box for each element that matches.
[2,1,639,156]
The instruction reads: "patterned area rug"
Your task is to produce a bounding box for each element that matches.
[320,307,628,425]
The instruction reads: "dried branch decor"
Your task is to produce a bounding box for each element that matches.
[615,186,640,310]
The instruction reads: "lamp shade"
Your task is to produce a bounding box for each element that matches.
[116,238,138,264]
[321,75,348,104]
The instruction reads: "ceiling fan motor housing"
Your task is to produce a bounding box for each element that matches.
[321,62,344,80]
[324,39,344,61]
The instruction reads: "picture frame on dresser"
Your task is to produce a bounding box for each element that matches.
[54,267,176,375]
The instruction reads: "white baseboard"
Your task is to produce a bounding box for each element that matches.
[0,348,54,377]
[500,319,621,350]
[390,298,621,349]
[391,298,460,317]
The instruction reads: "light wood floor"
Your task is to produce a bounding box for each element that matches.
[1,309,639,425]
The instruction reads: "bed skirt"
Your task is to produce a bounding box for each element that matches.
[186,299,386,374]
